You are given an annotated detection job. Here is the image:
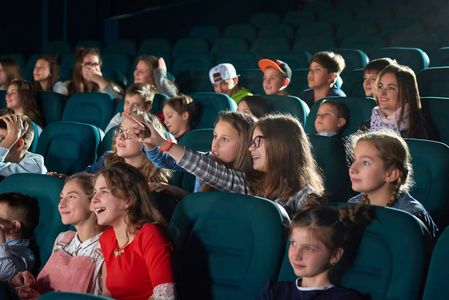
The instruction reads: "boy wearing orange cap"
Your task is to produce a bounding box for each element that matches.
[258,59,291,96]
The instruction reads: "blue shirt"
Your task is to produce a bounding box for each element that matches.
[0,238,35,281]
[299,86,346,109]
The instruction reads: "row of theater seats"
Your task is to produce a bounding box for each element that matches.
[2,177,449,300]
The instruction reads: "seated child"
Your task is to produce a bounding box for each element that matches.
[209,63,252,104]
[0,192,39,281]
[259,195,370,300]
[0,114,47,180]
[105,83,155,134]
[315,99,349,138]
[237,95,270,118]
[162,95,197,141]
[258,59,291,96]
[363,58,397,97]
[300,51,346,108]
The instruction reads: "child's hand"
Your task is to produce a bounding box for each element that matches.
[148,182,188,199]
[157,57,167,72]
[46,172,69,179]
[123,113,168,149]
[0,114,28,149]
[8,270,36,288]
[16,285,40,300]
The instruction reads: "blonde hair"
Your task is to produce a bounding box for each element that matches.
[346,130,414,207]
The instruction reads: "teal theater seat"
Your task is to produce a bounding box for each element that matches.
[211,37,250,57]
[251,37,291,58]
[188,26,220,44]
[223,23,258,43]
[176,70,214,94]
[137,38,171,57]
[370,47,429,75]
[420,96,449,145]
[422,227,449,300]
[43,40,71,57]
[418,67,449,98]
[237,68,264,95]
[170,192,287,300]
[171,53,215,77]
[249,12,281,28]
[217,51,260,70]
[305,96,376,137]
[406,138,449,230]
[73,39,104,53]
[261,94,309,126]
[172,38,210,57]
[104,39,137,57]
[0,173,68,271]
[188,92,237,129]
[0,90,6,109]
[35,91,67,125]
[258,24,295,40]
[97,125,116,158]
[36,121,101,175]
[333,48,369,74]
[62,92,116,131]
[341,68,365,97]
[277,206,429,300]
[39,291,111,299]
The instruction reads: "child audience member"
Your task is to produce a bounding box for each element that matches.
[85,110,171,185]
[33,54,61,92]
[0,192,39,281]
[131,113,324,218]
[209,63,252,103]
[143,111,256,200]
[91,162,176,300]
[104,83,155,134]
[133,56,178,97]
[0,58,23,91]
[361,64,434,139]
[56,47,123,103]
[162,95,197,141]
[347,130,438,238]
[0,114,46,179]
[315,99,349,138]
[237,95,270,118]
[300,51,346,108]
[259,195,370,300]
[362,58,397,97]
[5,80,44,130]
[11,174,105,297]
[258,59,291,96]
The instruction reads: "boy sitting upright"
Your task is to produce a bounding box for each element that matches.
[209,63,252,104]
[0,114,47,180]
[315,99,349,138]
[300,51,346,108]
[258,59,291,96]
[0,192,39,281]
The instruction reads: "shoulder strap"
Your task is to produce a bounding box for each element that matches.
[58,230,77,246]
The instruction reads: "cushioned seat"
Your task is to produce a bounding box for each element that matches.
[188,92,237,129]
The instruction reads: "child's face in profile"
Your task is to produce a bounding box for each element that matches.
[288,227,337,285]
[0,202,15,237]
[315,103,344,135]
[237,100,252,116]
[363,70,378,97]
[163,105,190,136]
[123,94,150,115]
[263,67,287,95]
[308,62,333,90]
[5,85,22,112]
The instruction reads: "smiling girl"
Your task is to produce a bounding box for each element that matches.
[132,113,323,217]
[361,64,433,139]
[162,95,197,140]
[92,162,176,300]
[259,195,371,300]
[11,174,105,297]
[346,130,438,238]
[33,54,61,92]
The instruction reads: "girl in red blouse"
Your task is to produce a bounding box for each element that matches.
[92,162,175,300]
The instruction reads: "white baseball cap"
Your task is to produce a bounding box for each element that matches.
[209,63,238,84]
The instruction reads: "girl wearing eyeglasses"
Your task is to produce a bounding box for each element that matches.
[129,113,324,218]
[56,47,123,103]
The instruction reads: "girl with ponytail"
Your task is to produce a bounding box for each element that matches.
[259,195,371,299]
[346,129,438,238]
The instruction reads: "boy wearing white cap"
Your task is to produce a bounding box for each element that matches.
[209,63,252,104]
[258,59,292,96]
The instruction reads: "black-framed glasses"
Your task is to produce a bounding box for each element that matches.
[114,127,134,140]
[249,135,265,148]
[81,62,102,67]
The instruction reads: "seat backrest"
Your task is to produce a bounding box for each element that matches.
[371,47,429,74]
[308,134,352,202]
[341,68,365,97]
[188,25,220,44]
[137,38,171,56]
[236,68,265,95]
[73,39,104,53]
[0,90,6,109]
[43,40,72,57]
[0,173,68,270]
[211,37,250,56]
[277,206,429,300]
[188,92,237,129]
[172,38,210,57]
[267,50,311,70]
[170,191,287,300]
[223,23,258,42]
[420,96,449,145]
[171,52,215,76]
[305,96,376,136]
[217,51,260,70]
[36,121,101,174]
[288,68,310,97]
[176,70,214,94]
[62,92,116,130]
[430,47,449,67]
[422,227,449,300]
[251,37,291,57]
[261,94,309,126]
[418,67,449,98]
[104,39,137,56]
[258,23,295,40]
[97,125,116,158]
[293,35,337,55]
[249,12,281,28]
[35,91,67,125]
[333,48,369,74]
[406,138,449,229]
[101,53,132,76]
[39,291,111,299]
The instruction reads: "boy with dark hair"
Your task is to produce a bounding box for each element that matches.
[0,114,46,180]
[363,57,397,97]
[0,192,39,280]
[258,59,292,96]
[315,99,349,138]
[300,51,346,108]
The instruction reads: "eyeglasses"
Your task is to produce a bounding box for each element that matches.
[249,135,264,148]
[81,62,102,67]
[114,128,134,140]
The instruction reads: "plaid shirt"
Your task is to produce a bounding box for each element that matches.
[178,148,314,217]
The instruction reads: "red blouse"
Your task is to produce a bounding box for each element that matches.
[100,224,175,300]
